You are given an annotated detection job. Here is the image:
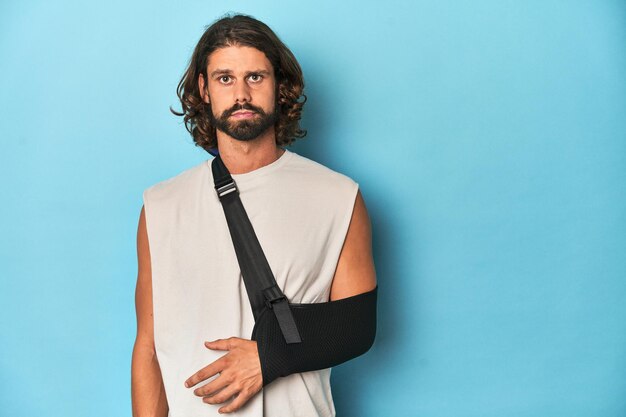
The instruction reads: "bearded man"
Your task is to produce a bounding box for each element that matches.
[131,14,377,417]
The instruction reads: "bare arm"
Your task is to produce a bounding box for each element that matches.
[330,189,377,300]
[131,206,169,417]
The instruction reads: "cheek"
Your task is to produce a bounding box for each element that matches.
[207,91,229,112]
[259,85,277,108]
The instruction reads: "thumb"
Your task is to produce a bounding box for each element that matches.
[204,338,232,351]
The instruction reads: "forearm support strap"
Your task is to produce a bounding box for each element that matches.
[252,286,377,386]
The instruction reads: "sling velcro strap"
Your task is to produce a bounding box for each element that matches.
[211,154,302,344]
[263,285,303,344]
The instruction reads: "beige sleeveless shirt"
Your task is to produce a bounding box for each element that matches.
[143,149,359,417]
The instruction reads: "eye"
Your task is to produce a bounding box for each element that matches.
[218,75,232,84]
[248,74,263,83]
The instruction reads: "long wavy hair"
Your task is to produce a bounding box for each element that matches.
[171,14,307,153]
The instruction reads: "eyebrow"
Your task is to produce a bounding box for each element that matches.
[209,69,271,78]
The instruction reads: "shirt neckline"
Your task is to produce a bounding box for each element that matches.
[208,148,294,184]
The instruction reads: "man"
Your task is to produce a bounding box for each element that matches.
[131,14,376,416]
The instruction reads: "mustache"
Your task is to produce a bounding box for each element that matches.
[222,102,265,118]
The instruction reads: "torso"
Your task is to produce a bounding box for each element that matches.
[143,149,359,417]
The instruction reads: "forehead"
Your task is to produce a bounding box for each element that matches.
[206,45,273,73]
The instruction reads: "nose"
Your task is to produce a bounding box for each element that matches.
[233,79,251,104]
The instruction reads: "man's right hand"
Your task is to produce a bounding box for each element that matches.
[185,337,263,414]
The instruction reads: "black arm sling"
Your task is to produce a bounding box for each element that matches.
[212,154,377,386]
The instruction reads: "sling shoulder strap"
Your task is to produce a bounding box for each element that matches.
[211,154,302,344]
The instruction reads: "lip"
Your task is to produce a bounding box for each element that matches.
[230,111,257,119]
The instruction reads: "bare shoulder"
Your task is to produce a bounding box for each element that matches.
[330,190,377,301]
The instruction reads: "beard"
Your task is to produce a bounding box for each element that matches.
[210,102,278,142]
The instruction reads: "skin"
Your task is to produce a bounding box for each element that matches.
[132,207,168,417]
[131,45,377,416]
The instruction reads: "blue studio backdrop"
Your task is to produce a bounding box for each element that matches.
[1,1,625,416]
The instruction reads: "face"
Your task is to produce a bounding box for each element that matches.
[199,45,278,142]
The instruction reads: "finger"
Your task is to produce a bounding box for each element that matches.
[185,355,227,388]
[205,337,239,351]
[202,382,240,405]
[193,371,230,397]
[218,388,254,414]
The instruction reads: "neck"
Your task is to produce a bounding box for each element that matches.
[215,127,284,174]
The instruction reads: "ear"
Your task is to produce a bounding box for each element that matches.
[198,74,210,104]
